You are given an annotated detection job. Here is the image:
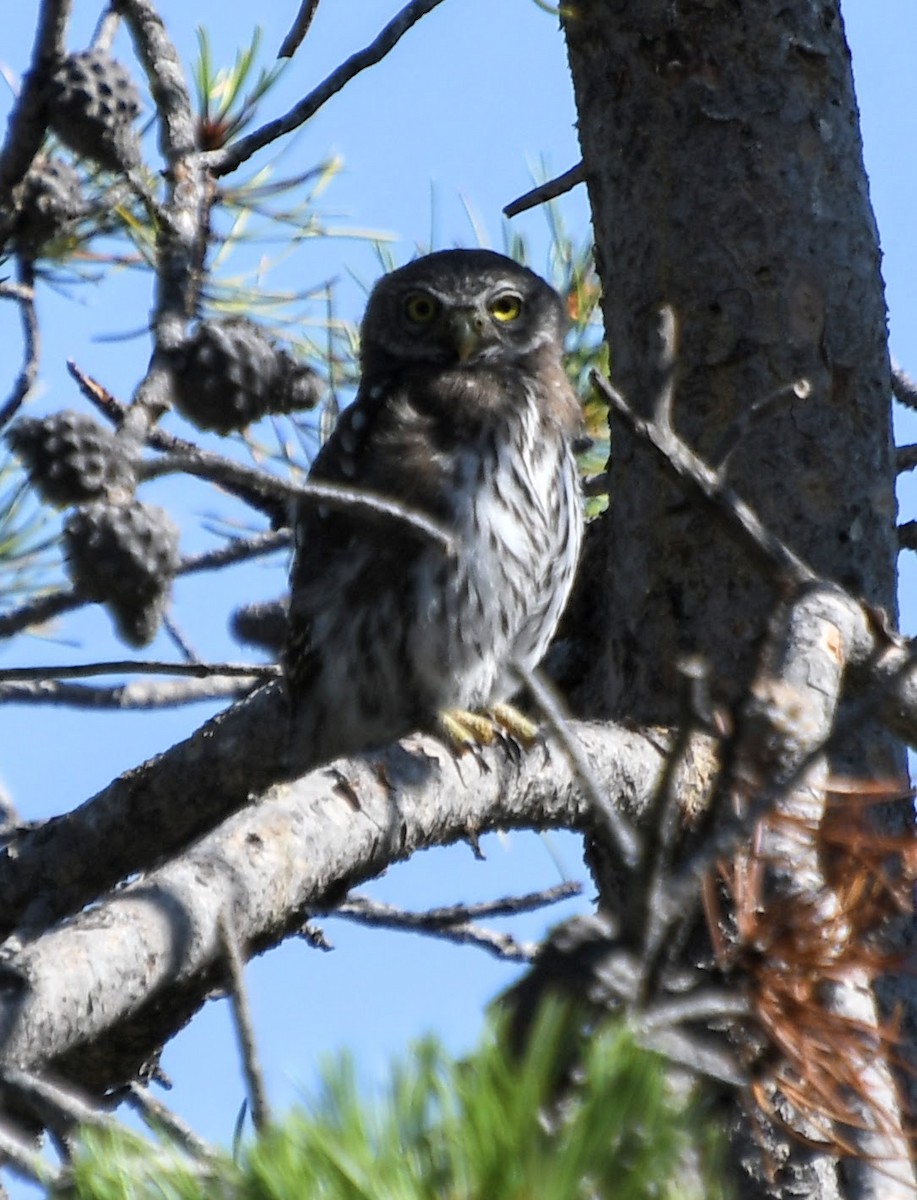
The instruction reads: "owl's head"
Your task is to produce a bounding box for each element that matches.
[360,249,567,374]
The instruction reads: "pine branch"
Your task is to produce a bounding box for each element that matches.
[210,0,450,176]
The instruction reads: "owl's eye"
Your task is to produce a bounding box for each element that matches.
[404,292,439,324]
[489,292,523,323]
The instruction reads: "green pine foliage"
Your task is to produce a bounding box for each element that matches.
[0,456,59,610]
[65,1007,729,1200]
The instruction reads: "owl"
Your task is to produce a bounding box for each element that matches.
[284,249,583,768]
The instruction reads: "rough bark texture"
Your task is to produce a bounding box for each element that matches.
[563,3,912,1195]
[563,0,898,732]
[0,719,690,1091]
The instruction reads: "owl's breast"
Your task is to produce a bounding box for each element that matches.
[407,398,582,709]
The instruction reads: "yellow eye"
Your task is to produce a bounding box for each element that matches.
[404,292,439,324]
[489,292,523,323]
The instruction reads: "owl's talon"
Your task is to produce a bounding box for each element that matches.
[490,703,541,748]
[437,708,498,752]
[436,705,541,760]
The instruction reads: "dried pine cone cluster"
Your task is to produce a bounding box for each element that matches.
[63,501,180,648]
[172,318,323,434]
[5,412,179,647]
[13,157,87,256]
[6,411,135,508]
[47,49,141,171]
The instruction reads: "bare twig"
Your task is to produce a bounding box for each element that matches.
[332,882,585,961]
[90,7,121,53]
[503,162,585,218]
[162,613,199,663]
[591,369,814,587]
[66,361,454,548]
[334,897,539,961]
[627,658,718,998]
[278,0,321,58]
[652,304,678,426]
[710,379,811,473]
[892,364,917,412]
[0,1068,110,1135]
[123,1083,218,1162]
[172,530,291,573]
[896,445,917,475]
[219,913,271,1133]
[0,587,83,641]
[337,881,581,927]
[0,532,289,644]
[0,261,40,431]
[0,676,254,709]
[211,0,450,176]
[112,0,208,427]
[0,1116,57,1188]
[0,659,276,683]
[0,0,71,219]
[516,662,640,868]
[297,481,456,552]
[898,521,917,552]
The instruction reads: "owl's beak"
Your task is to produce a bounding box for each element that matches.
[448,309,486,362]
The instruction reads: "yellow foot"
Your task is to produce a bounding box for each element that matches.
[436,704,541,753]
[491,702,540,748]
[437,708,499,751]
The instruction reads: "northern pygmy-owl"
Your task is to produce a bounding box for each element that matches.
[284,249,583,767]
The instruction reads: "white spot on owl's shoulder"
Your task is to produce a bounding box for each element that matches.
[339,428,357,453]
[368,386,384,402]
[340,458,357,478]
[351,409,367,430]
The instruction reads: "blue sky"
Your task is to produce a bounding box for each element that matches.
[1,0,916,1187]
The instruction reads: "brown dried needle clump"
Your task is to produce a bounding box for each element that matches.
[707,779,917,1165]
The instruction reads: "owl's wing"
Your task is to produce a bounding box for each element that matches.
[284,374,446,698]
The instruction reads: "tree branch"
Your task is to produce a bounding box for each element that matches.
[0,0,71,219]
[0,263,39,431]
[0,720,681,1091]
[0,531,289,643]
[335,897,540,962]
[0,660,274,683]
[209,0,450,176]
[0,676,255,709]
[591,369,814,587]
[277,0,321,59]
[503,162,585,218]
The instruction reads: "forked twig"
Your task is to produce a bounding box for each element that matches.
[591,369,814,586]
[334,897,539,962]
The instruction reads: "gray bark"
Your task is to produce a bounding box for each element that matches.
[563,2,913,1195]
[563,0,897,725]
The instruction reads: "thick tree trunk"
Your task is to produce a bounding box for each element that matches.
[564,2,912,1196]
[563,0,897,730]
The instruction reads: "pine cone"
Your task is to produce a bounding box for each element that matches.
[48,50,141,171]
[6,410,135,509]
[231,598,289,654]
[13,157,86,255]
[63,500,180,647]
[280,359,324,414]
[173,318,323,434]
